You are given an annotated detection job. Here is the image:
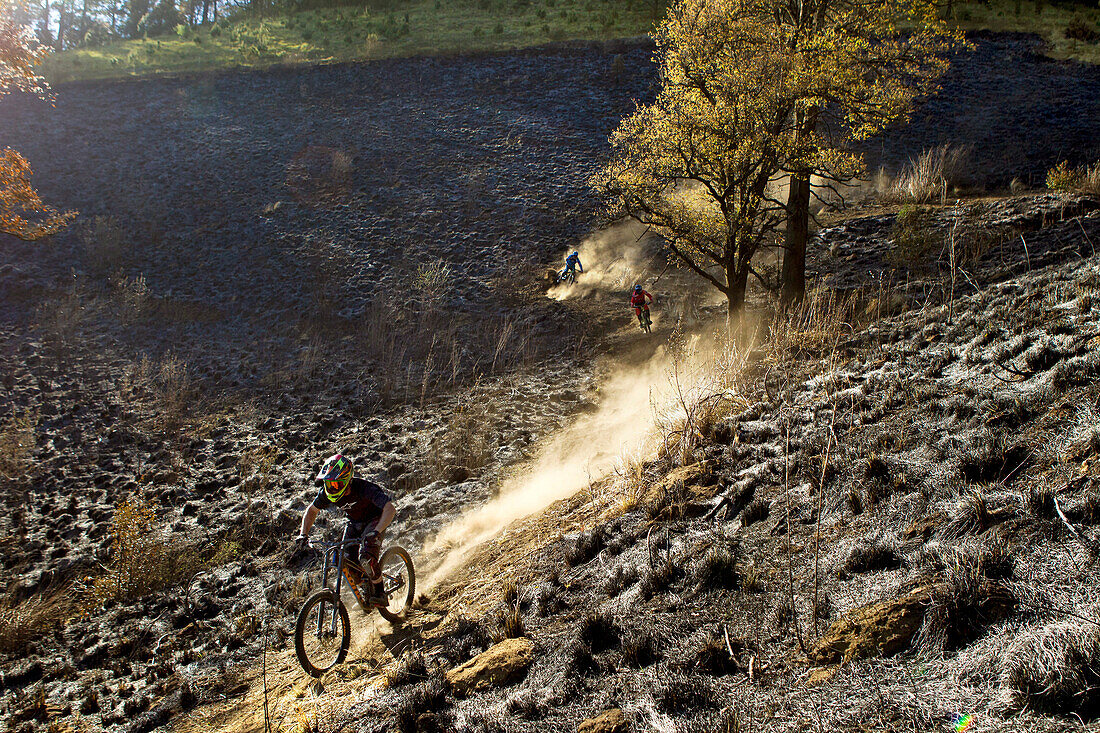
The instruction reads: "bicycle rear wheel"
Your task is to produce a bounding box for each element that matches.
[377,546,416,624]
[294,589,351,677]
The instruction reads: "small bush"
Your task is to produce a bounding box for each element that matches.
[78,494,202,612]
[579,611,620,652]
[1048,160,1080,191]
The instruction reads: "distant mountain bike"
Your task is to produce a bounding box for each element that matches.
[556,267,577,286]
[636,306,652,333]
[294,532,415,677]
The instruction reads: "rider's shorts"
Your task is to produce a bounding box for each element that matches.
[344,521,382,579]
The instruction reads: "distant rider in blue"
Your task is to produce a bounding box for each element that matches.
[562,250,583,279]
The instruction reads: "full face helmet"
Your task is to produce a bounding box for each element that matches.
[317,453,354,502]
[572,251,579,258]
[634,284,642,293]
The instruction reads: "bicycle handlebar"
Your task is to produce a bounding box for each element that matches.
[305,531,379,551]
[307,537,363,551]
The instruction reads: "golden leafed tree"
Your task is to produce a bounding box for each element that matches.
[775,0,965,305]
[593,0,851,316]
[0,1,75,240]
[595,0,963,316]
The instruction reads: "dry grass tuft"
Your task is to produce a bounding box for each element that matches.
[695,545,741,589]
[565,527,606,567]
[0,589,72,655]
[578,611,620,652]
[387,650,429,688]
[0,407,36,480]
[740,498,770,526]
[884,144,972,203]
[840,533,904,576]
[999,617,1100,714]
[920,547,1015,652]
[496,602,526,639]
[621,629,658,667]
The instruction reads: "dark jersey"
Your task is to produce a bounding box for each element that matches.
[311,476,390,524]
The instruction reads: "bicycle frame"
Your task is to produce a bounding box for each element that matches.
[309,536,365,637]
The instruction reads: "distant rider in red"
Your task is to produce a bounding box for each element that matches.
[296,454,396,604]
[630,284,653,324]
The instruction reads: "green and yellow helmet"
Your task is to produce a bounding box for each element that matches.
[316,453,354,502]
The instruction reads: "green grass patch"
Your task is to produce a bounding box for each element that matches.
[41,0,1100,83]
[44,0,663,83]
[948,0,1100,65]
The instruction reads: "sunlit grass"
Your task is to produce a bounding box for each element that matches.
[41,0,1100,83]
[44,0,663,83]
[950,0,1100,65]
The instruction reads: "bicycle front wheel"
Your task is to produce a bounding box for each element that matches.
[294,589,351,677]
[377,546,416,624]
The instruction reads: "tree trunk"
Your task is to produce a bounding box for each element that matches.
[81,0,88,44]
[781,171,810,307]
[780,106,819,310]
[725,259,749,318]
[202,0,209,24]
[56,5,67,50]
[41,0,53,46]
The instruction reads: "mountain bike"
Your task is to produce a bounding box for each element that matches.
[294,532,416,677]
[635,306,652,333]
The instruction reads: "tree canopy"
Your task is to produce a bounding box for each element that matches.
[594,0,963,316]
[0,1,75,240]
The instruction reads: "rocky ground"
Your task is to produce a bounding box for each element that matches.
[345,194,1100,733]
[1,31,1100,733]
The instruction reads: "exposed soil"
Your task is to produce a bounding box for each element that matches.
[1,32,1100,733]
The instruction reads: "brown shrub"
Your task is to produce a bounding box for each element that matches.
[78,494,204,612]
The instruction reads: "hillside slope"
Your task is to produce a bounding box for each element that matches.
[332,195,1100,733]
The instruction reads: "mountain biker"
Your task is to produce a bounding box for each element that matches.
[562,250,583,280]
[630,284,653,325]
[295,453,396,604]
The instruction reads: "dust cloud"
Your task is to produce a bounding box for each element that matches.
[419,323,751,593]
[547,220,662,302]
[420,347,671,591]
